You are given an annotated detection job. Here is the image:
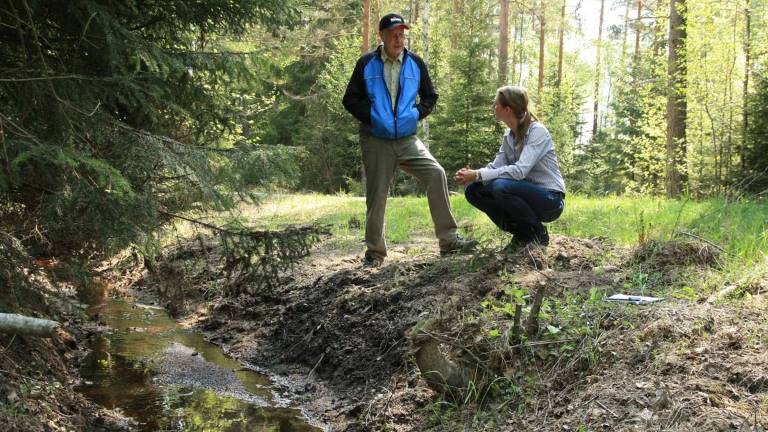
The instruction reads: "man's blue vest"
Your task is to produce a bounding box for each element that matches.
[363,52,421,139]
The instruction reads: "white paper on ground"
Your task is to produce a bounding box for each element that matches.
[604,294,664,305]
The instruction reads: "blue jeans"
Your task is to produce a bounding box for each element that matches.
[464,179,564,241]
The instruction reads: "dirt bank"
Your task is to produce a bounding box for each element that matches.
[0,273,134,431]
[136,235,768,431]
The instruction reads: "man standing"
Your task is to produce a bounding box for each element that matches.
[343,13,475,267]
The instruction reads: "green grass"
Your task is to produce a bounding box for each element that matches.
[240,193,767,266]
[556,195,768,264]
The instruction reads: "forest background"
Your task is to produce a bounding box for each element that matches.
[1,0,767,274]
[2,2,768,430]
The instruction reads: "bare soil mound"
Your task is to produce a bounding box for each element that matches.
[138,235,767,431]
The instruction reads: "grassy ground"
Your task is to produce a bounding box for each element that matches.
[211,191,768,305]
[235,192,767,266]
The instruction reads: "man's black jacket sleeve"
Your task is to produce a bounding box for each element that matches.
[342,55,372,125]
[412,54,438,120]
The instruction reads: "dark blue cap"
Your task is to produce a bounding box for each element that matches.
[379,13,410,31]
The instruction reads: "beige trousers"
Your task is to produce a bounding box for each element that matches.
[360,134,459,258]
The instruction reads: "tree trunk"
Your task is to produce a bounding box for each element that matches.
[499,0,510,86]
[422,0,431,144]
[0,313,60,337]
[592,0,605,142]
[361,0,370,54]
[621,0,631,65]
[653,0,666,57]
[451,0,461,50]
[557,0,566,86]
[517,12,526,84]
[634,0,642,65]
[537,1,545,111]
[742,0,751,171]
[665,0,687,197]
[373,0,380,47]
[373,0,379,28]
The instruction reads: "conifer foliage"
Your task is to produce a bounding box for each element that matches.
[0,0,325,285]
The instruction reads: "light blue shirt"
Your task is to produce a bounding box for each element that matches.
[477,122,566,193]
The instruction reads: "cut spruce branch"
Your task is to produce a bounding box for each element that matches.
[0,313,59,337]
[158,210,330,296]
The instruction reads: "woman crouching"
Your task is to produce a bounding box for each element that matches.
[454,85,566,251]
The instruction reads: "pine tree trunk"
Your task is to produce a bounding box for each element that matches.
[362,0,370,54]
[665,0,687,197]
[499,0,510,86]
[518,12,526,84]
[592,0,605,142]
[634,0,642,65]
[537,1,545,111]
[557,0,565,86]
[653,0,666,57]
[742,0,751,171]
[451,0,461,50]
[621,0,631,65]
[373,0,380,47]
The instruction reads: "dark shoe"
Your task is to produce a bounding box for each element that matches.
[503,238,529,254]
[440,237,478,256]
[362,254,384,267]
[533,227,550,246]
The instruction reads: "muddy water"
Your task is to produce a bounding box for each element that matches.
[78,299,323,431]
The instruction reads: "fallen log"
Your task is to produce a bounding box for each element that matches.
[0,313,60,337]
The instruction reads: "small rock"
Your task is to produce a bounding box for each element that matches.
[6,390,19,404]
[636,408,654,423]
[28,387,43,399]
[588,407,605,418]
[653,389,671,410]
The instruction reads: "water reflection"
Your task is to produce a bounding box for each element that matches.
[78,300,322,432]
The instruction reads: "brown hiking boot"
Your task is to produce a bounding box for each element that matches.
[440,237,478,256]
[362,254,384,268]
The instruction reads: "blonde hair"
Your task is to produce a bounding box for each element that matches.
[496,85,538,149]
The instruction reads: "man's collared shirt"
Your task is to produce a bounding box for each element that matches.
[381,49,403,111]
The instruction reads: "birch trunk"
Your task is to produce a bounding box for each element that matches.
[591,0,605,142]
[0,313,60,337]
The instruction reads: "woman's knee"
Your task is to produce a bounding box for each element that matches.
[540,201,565,223]
[464,182,483,205]
[489,180,521,200]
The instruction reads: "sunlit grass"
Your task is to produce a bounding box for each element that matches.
[555,195,768,264]
[236,192,767,270]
